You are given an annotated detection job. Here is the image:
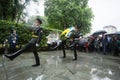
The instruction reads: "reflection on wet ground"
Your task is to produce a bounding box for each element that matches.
[0,50,120,80]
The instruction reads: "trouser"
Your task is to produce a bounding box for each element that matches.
[102,44,106,55]
[62,40,77,59]
[9,42,40,64]
[62,40,66,57]
[73,42,77,59]
[114,46,119,56]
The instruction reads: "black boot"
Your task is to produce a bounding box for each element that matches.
[72,58,77,61]
[32,48,40,67]
[73,44,77,61]
[4,45,27,60]
[61,41,66,58]
[62,49,66,58]
[61,56,66,58]
[4,54,14,60]
[32,64,40,67]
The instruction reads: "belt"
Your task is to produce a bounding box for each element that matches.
[32,35,38,38]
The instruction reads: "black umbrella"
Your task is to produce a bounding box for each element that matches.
[115,31,120,35]
[92,30,107,36]
[106,31,120,36]
[105,33,114,36]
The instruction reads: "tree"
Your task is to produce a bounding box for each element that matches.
[0,0,38,23]
[44,0,94,34]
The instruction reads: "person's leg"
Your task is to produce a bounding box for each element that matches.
[32,44,40,67]
[4,43,31,60]
[103,44,106,55]
[114,47,119,56]
[73,43,77,60]
[47,44,50,51]
[61,40,66,58]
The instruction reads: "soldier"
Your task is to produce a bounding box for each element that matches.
[4,18,43,67]
[61,25,82,60]
[70,25,82,60]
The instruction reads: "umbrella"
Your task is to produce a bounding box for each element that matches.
[115,31,120,35]
[93,30,107,35]
[92,30,107,36]
[106,31,120,36]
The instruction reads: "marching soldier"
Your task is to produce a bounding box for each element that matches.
[70,25,82,60]
[61,25,82,60]
[4,18,43,67]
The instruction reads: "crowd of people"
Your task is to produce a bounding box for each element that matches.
[46,31,120,57]
[78,34,120,56]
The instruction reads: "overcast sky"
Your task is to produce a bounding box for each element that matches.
[88,0,120,33]
[26,0,120,33]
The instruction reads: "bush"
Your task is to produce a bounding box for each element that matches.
[0,20,59,50]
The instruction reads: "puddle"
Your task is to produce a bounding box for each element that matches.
[108,70,113,75]
[119,66,120,69]
[90,68,112,80]
[0,64,3,67]
[46,56,62,65]
[90,68,97,74]
[27,75,44,80]
[91,74,111,80]
[35,75,44,80]
[27,77,32,80]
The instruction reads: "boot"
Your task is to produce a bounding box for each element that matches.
[61,41,66,58]
[72,58,77,61]
[4,46,27,60]
[4,54,14,60]
[32,49,40,67]
[62,50,66,58]
[73,44,77,61]
[32,64,40,67]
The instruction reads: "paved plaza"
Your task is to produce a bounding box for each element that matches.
[0,50,120,80]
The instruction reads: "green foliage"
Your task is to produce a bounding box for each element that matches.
[0,20,31,44]
[0,20,57,49]
[0,0,39,23]
[44,0,94,34]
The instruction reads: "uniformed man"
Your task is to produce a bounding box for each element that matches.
[60,26,75,59]
[61,25,82,60]
[70,25,82,60]
[4,18,43,67]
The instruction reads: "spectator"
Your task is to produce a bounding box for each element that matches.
[88,36,95,52]
[114,37,120,56]
[101,34,108,55]
[112,36,118,55]
[7,29,18,53]
[106,35,112,53]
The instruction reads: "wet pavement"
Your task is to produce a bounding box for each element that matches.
[0,50,120,80]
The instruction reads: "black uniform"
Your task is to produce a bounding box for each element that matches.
[4,27,42,66]
[62,30,81,60]
[71,31,81,60]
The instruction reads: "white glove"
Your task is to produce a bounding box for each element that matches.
[36,43,39,47]
[13,41,16,43]
[3,44,5,47]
